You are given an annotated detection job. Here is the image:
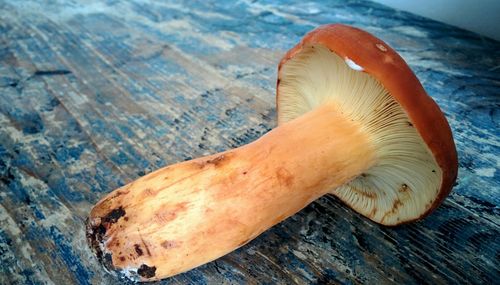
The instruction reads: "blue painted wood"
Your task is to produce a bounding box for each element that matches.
[0,0,498,284]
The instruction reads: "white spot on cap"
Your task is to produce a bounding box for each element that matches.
[344,57,364,71]
[376,43,388,52]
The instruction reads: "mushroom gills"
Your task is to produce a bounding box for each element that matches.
[278,44,442,225]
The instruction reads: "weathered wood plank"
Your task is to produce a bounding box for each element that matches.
[0,0,498,284]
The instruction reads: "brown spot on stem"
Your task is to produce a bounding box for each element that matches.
[154,202,189,225]
[144,243,152,256]
[107,238,120,248]
[238,238,251,247]
[142,167,169,181]
[161,240,181,249]
[142,188,157,197]
[174,202,188,211]
[196,153,232,168]
[276,168,294,188]
[154,211,176,224]
[111,189,130,199]
[138,232,152,257]
[102,207,126,225]
[134,244,143,256]
[272,214,287,226]
[137,264,156,279]
[119,256,126,262]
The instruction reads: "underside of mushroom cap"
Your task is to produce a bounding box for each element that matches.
[277,25,458,225]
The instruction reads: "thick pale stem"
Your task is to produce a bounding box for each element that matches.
[86,103,376,281]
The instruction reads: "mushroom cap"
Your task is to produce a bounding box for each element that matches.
[277,24,458,225]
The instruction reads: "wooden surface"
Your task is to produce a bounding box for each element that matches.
[0,0,499,284]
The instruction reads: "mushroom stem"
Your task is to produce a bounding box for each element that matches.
[86,103,376,281]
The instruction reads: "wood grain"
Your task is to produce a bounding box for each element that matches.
[0,0,498,284]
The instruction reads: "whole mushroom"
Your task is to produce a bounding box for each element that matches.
[86,24,458,282]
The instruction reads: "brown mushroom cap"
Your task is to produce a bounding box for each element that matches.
[277,24,458,225]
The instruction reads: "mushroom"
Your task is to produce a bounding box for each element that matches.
[86,24,458,282]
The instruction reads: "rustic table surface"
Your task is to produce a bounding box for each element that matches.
[0,0,499,284]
